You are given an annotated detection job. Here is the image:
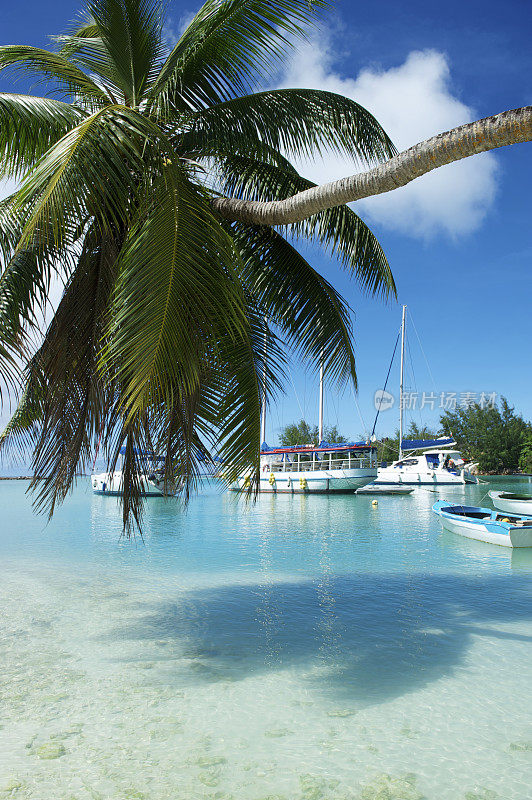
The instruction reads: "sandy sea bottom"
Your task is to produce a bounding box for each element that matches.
[1,478,532,800]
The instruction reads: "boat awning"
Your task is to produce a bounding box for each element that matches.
[260,441,374,455]
[119,447,165,461]
[401,437,456,451]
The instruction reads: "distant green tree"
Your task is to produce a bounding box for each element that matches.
[519,434,532,474]
[440,397,531,473]
[323,425,347,444]
[279,420,347,446]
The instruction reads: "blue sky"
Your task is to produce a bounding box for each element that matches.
[1,0,532,448]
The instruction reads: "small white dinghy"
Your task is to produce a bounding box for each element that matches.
[489,490,532,516]
[432,501,532,548]
[356,484,414,495]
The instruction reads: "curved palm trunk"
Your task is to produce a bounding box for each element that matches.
[213,106,532,225]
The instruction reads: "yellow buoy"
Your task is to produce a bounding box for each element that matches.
[372,499,378,506]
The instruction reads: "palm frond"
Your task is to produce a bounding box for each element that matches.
[231,222,357,386]
[180,88,396,163]
[149,0,327,112]
[0,45,108,101]
[215,152,396,298]
[103,155,248,418]
[86,0,167,106]
[0,93,85,179]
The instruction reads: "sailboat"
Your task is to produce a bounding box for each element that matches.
[374,306,478,487]
[91,447,169,496]
[229,358,378,494]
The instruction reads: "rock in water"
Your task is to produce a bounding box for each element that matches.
[358,773,425,800]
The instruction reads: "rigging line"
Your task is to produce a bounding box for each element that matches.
[370,327,401,438]
[406,334,424,430]
[409,309,437,390]
[351,385,369,440]
[288,366,306,420]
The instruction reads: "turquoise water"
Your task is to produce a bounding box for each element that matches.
[1,478,532,800]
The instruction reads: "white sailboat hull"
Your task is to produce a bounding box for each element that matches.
[375,466,477,486]
[91,471,167,497]
[230,467,376,494]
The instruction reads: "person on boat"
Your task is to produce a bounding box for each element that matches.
[443,455,451,470]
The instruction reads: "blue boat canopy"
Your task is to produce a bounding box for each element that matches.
[401,437,456,451]
[119,447,165,460]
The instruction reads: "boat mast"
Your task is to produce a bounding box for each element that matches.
[398,304,407,460]
[318,352,324,444]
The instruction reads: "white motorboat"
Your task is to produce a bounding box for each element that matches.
[376,445,478,486]
[229,442,378,494]
[489,490,532,516]
[374,306,478,487]
[432,501,532,547]
[356,484,414,495]
[92,448,169,496]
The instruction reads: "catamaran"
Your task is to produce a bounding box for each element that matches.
[374,306,478,486]
[229,354,378,494]
[91,448,169,496]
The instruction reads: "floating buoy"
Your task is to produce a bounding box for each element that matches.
[243,475,251,489]
[269,472,276,486]
[299,476,308,490]
[372,499,379,506]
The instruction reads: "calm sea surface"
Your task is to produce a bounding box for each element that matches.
[1,477,532,800]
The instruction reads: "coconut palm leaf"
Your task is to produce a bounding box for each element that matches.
[0,45,108,101]
[214,152,396,298]
[0,94,85,179]
[180,89,396,163]
[231,222,357,384]
[150,0,326,111]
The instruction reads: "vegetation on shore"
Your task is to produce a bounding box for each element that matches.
[279,420,347,447]
[378,400,532,474]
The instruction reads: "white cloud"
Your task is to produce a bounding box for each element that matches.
[278,41,498,239]
[163,8,199,49]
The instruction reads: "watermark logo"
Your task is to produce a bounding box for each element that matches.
[373,389,497,412]
[374,389,395,411]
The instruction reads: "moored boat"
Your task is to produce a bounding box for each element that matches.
[91,448,170,497]
[356,484,414,495]
[373,307,478,487]
[229,442,378,494]
[432,500,532,547]
[489,490,532,516]
[376,443,479,486]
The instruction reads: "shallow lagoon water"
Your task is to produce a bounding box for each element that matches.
[1,478,532,800]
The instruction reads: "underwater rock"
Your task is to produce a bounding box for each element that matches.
[358,773,425,800]
[198,772,220,787]
[326,709,357,718]
[299,774,340,800]
[509,741,532,751]
[0,778,25,796]
[464,788,499,800]
[36,742,66,759]
[264,728,292,738]
[195,756,228,767]
[399,727,419,740]
[366,745,379,754]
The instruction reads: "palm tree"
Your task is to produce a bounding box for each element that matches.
[0,0,397,530]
